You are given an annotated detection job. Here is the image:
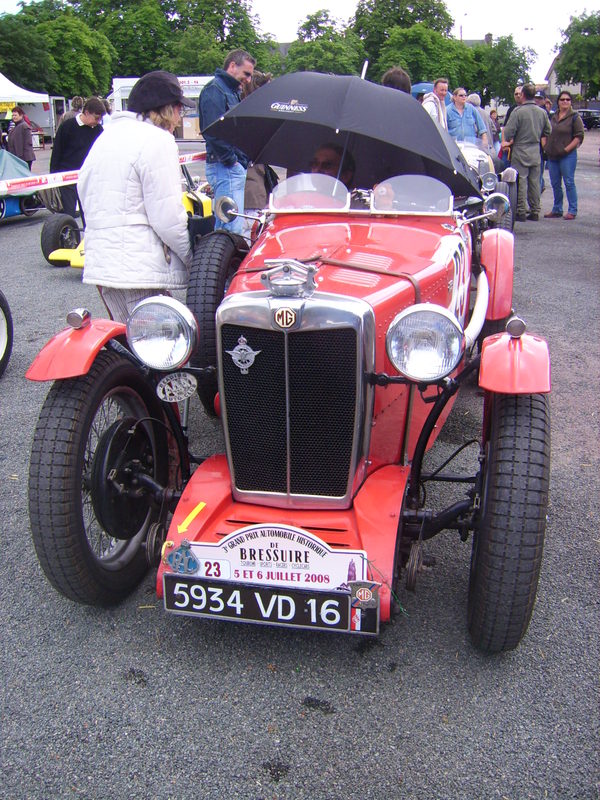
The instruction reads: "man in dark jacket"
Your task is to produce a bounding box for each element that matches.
[50,96,105,218]
[198,49,255,234]
[502,83,551,222]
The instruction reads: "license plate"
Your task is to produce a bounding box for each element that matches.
[164,575,378,634]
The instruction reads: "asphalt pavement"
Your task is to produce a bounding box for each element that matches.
[0,132,598,800]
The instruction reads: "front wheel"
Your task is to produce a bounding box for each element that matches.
[0,289,13,378]
[496,181,515,231]
[468,393,550,653]
[29,350,169,605]
[19,195,41,217]
[40,213,81,265]
[186,232,243,415]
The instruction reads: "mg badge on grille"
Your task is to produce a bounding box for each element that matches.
[274,307,296,329]
[226,335,261,374]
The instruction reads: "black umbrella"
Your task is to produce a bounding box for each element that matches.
[204,71,479,197]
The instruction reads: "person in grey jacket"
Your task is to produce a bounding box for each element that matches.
[502,83,551,221]
[198,49,255,235]
[79,71,194,322]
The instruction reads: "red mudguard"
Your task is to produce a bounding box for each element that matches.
[156,455,409,623]
[480,229,513,320]
[479,332,551,393]
[26,319,126,381]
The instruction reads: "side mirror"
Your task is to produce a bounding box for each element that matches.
[215,196,238,223]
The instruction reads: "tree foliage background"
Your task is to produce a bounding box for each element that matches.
[554,12,600,98]
[0,0,595,101]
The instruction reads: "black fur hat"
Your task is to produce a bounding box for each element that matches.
[128,71,194,113]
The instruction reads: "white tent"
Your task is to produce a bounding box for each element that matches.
[0,71,49,103]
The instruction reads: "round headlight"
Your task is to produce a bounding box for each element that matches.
[481,171,498,192]
[386,304,465,382]
[126,296,198,370]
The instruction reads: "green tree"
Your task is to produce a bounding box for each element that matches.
[555,12,600,98]
[19,0,70,24]
[376,23,476,87]
[161,25,226,75]
[89,0,171,76]
[352,0,453,71]
[285,11,366,74]
[36,14,116,95]
[472,36,534,105]
[0,14,58,92]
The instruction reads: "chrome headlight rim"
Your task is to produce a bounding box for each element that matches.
[481,171,498,192]
[126,296,198,371]
[386,303,465,383]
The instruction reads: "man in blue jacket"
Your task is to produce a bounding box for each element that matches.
[199,49,255,234]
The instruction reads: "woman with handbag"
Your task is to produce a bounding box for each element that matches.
[543,91,585,220]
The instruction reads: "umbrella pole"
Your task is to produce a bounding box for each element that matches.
[335,64,367,189]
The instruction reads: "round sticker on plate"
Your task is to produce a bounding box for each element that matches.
[156,372,197,402]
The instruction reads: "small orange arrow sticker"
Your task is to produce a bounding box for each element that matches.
[177,502,206,534]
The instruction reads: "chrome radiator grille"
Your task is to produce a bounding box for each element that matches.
[217,292,375,508]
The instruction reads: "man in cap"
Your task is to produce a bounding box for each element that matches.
[534,90,551,192]
[79,71,194,322]
[50,96,105,218]
[199,49,255,235]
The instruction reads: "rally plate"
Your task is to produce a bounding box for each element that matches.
[164,575,379,634]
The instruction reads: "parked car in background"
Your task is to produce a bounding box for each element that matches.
[577,109,600,130]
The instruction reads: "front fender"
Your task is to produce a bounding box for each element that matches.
[479,332,551,394]
[26,319,127,381]
[480,229,513,320]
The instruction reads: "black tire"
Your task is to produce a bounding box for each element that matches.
[19,195,40,217]
[496,181,514,231]
[468,393,550,653]
[29,350,169,605]
[40,213,81,266]
[186,232,243,415]
[0,289,13,378]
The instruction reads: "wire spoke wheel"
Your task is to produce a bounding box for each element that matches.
[29,350,169,604]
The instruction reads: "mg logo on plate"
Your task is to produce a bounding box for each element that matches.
[355,587,373,603]
[274,307,296,329]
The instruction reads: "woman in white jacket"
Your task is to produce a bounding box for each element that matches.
[79,71,195,322]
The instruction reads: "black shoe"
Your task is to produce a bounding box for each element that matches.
[515,214,527,222]
[526,213,539,221]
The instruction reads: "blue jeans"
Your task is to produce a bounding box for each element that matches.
[548,151,578,216]
[206,160,246,235]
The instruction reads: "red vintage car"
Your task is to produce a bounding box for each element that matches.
[27,74,550,653]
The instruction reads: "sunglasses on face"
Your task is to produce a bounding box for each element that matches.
[310,158,339,171]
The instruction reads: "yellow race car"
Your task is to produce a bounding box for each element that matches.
[40,165,213,268]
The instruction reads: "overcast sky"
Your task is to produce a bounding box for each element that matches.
[0,0,589,83]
